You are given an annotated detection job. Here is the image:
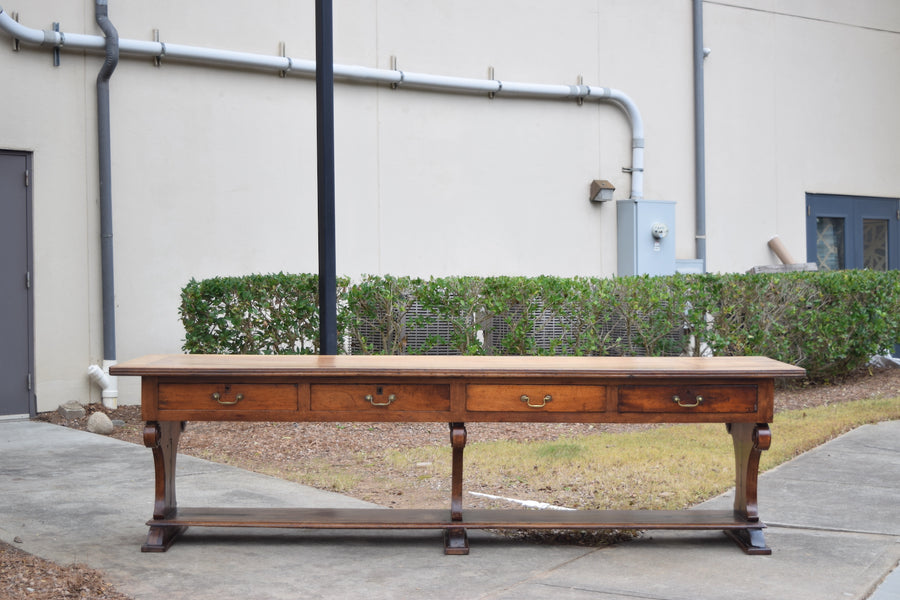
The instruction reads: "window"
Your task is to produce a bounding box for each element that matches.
[806,193,900,357]
[806,194,899,271]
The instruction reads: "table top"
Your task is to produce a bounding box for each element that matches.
[111,354,806,380]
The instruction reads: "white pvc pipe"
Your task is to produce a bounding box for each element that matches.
[0,6,645,198]
[87,362,118,408]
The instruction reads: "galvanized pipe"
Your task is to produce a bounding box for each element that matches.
[0,6,646,199]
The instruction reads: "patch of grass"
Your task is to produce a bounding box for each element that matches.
[388,396,900,512]
[191,450,364,493]
[258,459,364,493]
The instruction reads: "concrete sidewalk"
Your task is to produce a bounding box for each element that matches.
[1,419,898,600]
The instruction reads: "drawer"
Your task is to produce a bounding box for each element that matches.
[310,384,451,412]
[467,385,605,413]
[618,384,757,414]
[158,383,298,411]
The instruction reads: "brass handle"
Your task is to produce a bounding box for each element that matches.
[366,393,396,407]
[212,392,243,406]
[521,394,552,408]
[673,395,703,408]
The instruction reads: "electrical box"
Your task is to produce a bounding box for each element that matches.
[617,199,676,276]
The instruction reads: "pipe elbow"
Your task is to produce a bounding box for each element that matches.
[95,0,120,81]
[87,364,111,388]
[88,362,119,408]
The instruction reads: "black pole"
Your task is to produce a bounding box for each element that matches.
[316,0,338,355]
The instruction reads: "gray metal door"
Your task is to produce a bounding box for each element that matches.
[0,151,35,418]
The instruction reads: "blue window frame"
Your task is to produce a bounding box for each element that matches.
[806,194,899,271]
[806,193,900,357]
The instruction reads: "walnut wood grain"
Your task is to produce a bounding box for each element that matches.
[113,354,804,555]
[111,354,805,379]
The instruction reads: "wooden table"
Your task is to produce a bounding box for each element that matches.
[110,354,804,555]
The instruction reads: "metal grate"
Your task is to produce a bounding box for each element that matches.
[351,301,462,355]
[485,301,686,357]
[352,300,686,357]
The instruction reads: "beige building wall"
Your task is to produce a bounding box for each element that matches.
[703,0,900,271]
[1,1,897,411]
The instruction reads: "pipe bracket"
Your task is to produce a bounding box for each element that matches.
[390,55,402,89]
[52,23,60,66]
[10,11,19,51]
[279,41,291,77]
[153,29,163,67]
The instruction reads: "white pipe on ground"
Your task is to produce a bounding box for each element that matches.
[768,235,796,265]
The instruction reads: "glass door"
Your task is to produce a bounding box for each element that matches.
[806,193,899,357]
[806,194,899,271]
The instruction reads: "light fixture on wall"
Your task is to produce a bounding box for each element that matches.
[589,179,615,202]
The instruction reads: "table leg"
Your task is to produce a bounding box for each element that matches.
[142,420,186,552]
[445,422,469,555]
[726,422,772,555]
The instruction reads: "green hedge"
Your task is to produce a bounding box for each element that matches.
[179,273,349,355]
[180,270,900,381]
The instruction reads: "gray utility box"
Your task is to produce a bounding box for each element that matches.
[617,199,676,276]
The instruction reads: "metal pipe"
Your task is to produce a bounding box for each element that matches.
[693,0,708,270]
[95,1,118,358]
[94,0,119,402]
[0,6,647,199]
[316,0,338,355]
[588,87,645,199]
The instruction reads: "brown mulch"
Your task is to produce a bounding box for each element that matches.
[6,366,900,600]
[0,542,131,600]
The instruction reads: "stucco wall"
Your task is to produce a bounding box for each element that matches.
[1,1,897,410]
[703,0,900,271]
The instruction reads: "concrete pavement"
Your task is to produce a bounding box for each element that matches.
[1,419,898,600]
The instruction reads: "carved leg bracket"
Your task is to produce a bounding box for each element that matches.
[727,422,772,555]
[446,422,469,555]
[142,420,186,552]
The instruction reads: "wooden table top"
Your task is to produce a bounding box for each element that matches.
[111,354,806,380]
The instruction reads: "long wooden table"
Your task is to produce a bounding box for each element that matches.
[110,354,805,555]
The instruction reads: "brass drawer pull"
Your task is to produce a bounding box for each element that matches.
[366,393,397,407]
[673,394,703,408]
[521,394,552,408]
[211,392,243,406]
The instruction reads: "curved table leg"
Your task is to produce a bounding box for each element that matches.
[445,422,469,555]
[726,422,772,555]
[142,420,186,552]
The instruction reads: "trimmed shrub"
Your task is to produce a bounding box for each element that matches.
[179,270,900,382]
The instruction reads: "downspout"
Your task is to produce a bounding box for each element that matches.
[93,0,119,408]
[692,0,708,270]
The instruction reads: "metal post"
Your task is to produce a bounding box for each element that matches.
[692,0,707,271]
[316,0,338,354]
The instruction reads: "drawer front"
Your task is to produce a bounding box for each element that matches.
[310,384,450,412]
[467,385,605,413]
[618,384,757,414]
[158,383,298,411]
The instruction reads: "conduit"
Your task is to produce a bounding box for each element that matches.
[692,0,707,270]
[0,6,646,199]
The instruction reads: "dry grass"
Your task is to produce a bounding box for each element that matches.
[387,396,900,512]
